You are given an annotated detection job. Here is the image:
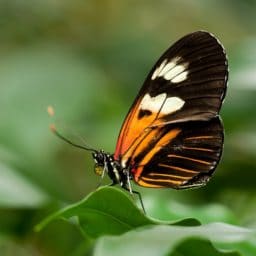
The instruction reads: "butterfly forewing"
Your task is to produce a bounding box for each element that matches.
[114,31,228,189]
[114,31,228,161]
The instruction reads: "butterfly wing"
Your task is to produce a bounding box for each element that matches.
[114,31,228,188]
[131,117,223,188]
[114,31,228,162]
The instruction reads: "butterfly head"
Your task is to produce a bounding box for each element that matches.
[92,150,124,186]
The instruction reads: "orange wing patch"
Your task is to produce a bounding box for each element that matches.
[114,93,185,160]
[132,128,181,183]
[114,98,158,160]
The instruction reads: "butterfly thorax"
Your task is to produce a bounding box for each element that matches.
[92,150,129,187]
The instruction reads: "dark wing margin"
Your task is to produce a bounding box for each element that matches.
[132,116,224,188]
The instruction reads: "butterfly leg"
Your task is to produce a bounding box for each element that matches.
[122,185,146,214]
[132,190,146,214]
[122,171,146,214]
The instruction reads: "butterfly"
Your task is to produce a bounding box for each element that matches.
[51,31,228,213]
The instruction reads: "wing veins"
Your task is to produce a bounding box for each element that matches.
[141,176,186,183]
[158,163,199,174]
[185,136,216,140]
[182,146,215,152]
[167,154,211,165]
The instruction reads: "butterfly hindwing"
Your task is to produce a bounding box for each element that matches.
[130,117,223,188]
[114,31,228,162]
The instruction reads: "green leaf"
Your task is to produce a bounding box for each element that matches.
[36,187,153,237]
[36,186,196,238]
[94,223,254,256]
[172,239,239,256]
[146,195,237,224]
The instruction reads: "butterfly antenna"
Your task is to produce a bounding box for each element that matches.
[47,106,97,153]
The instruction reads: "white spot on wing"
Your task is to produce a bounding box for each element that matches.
[151,59,168,80]
[151,57,189,83]
[171,70,188,83]
[158,61,177,77]
[140,93,166,113]
[140,93,185,115]
[161,97,185,114]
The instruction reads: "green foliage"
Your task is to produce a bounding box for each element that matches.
[37,187,255,256]
[1,0,256,255]
[36,187,154,238]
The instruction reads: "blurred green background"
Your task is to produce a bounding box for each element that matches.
[0,0,256,255]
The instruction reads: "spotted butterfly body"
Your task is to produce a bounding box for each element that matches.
[92,31,228,200]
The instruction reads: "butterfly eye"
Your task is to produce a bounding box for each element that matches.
[94,164,104,176]
[92,152,98,160]
[92,152,105,164]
